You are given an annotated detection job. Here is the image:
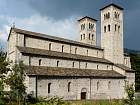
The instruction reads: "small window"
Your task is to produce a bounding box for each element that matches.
[24,35,26,47]
[48,83,51,94]
[75,48,77,54]
[83,24,85,30]
[118,26,120,32]
[83,34,85,39]
[85,62,87,68]
[49,43,51,50]
[104,14,106,20]
[97,65,99,69]
[39,59,41,66]
[89,23,90,29]
[97,51,98,57]
[115,24,117,31]
[72,62,75,67]
[81,35,82,40]
[89,33,90,40]
[87,50,88,56]
[108,25,110,31]
[108,12,110,18]
[92,34,94,40]
[97,81,99,90]
[68,82,71,92]
[57,61,59,67]
[91,24,94,29]
[107,65,109,70]
[108,81,111,89]
[62,45,64,52]
[104,26,106,33]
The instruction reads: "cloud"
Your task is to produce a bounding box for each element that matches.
[0,14,80,45]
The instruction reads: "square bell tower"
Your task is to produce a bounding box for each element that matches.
[100,3,124,64]
[78,16,97,46]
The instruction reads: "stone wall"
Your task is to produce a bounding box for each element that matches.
[17,34,104,58]
[21,55,113,70]
[28,76,126,100]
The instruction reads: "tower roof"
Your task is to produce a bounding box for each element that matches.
[100,3,124,11]
[78,16,98,22]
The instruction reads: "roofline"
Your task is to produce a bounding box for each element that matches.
[100,3,124,11]
[28,75,126,79]
[12,27,103,50]
[78,16,98,22]
[17,46,113,64]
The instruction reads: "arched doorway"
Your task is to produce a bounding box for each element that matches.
[81,88,87,100]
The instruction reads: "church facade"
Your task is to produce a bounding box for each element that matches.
[7,3,135,100]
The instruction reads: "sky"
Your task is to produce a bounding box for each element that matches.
[0,0,140,50]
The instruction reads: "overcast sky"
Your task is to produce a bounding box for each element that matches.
[0,0,140,50]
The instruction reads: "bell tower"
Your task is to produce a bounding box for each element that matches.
[78,16,97,46]
[100,3,124,64]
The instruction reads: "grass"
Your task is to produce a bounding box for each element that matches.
[67,99,140,105]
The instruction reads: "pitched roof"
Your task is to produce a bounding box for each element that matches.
[26,66,125,78]
[17,46,112,64]
[100,3,124,11]
[115,64,135,72]
[78,16,98,22]
[9,27,103,50]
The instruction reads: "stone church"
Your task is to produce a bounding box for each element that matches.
[7,3,135,100]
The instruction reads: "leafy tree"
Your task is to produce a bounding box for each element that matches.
[7,61,26,105]
[130,53,140,92]
[124,82,135,105]
[0,48,11,105]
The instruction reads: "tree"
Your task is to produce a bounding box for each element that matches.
[124,82,135,105]
[130,53,140,92]
[0,48,11,105]
[7,61,26,105]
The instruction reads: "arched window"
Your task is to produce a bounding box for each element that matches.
[81,35,82,40]
[92,34,94,40]
[118,26,120,32]
[108,25,110,31]
[108,81,111,89]
[83,24,85,30]
[115,24,117,31]
[104,26,106,33]
[108,12,110,18]
[97,65,99,69]
[83,34,85,39]
[57,61,59,67]
[39,59,41,66]
[49,43,51,50]
[62,45,64,52]
[97,81,99,90]
[91,24,94,29]
[68,82,71,92]
[97,51,98,57]
[104,14,106,20]
[85,62,87,68]
[48,83,51,94]
[89,23,91,29]
[75,48,77,54]
[89,33,90,40]
[87,50,88,56]
[107,65,109,70]
[72,62,75,67]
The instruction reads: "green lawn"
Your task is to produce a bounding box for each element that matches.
[67,99,140,105]
[30,99,140,105]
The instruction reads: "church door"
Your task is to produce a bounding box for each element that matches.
[81,88,87,100]
[81,92,86,100]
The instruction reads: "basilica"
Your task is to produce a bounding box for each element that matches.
[7,3,135,100]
